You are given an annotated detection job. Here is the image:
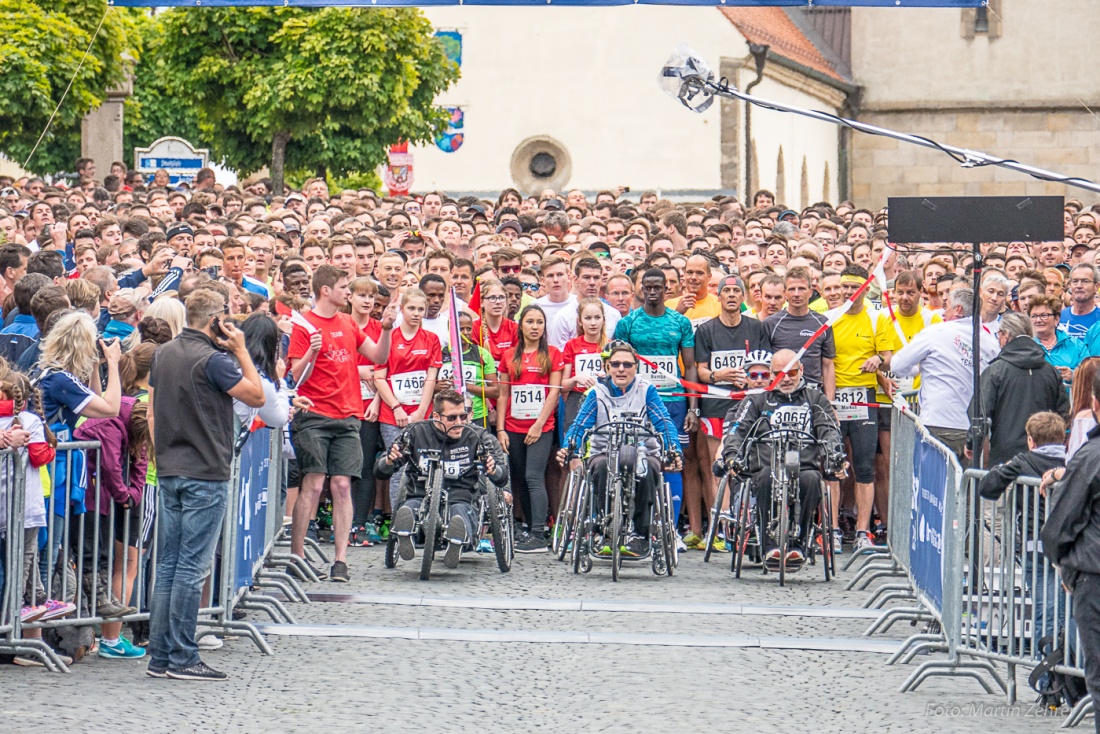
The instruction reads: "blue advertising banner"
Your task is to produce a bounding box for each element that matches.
[235,428,272,592]
[909,436,947,611]
[111,0,981,7]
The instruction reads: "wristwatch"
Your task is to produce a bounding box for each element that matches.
[689,407,700,417]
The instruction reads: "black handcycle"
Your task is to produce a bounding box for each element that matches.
[566,421,678,581]
[382,423,514,580]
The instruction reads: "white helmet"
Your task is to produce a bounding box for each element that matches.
[745,350,774,369]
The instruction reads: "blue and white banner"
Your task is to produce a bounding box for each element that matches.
[910,436,947,612]
[235,428,272,593]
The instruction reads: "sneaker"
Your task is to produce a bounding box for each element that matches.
[443,515,468,569]
[785,546,805,565]
[130,620,150,648]
[675,535,687,553]
[330,560,350,583]
[285,558,328,581]
[306,520,320,543]
[710,537,728,553]
[833,530,844,555]
[623,535,646,558]
[147,664,168,678]
[515,531,548,554]
[20,604,47,623]
[854,530,875,554]
[39,599,77,621]
[764,546,782,563]
[682,533,704,550]
[166,660,228,681]
[98,637,147,659]
[393,506,416,561]
[197,635,224,650]
[476,538,493,553]
[14,654,73,667]
[379,518,392,540]
[366,524,384,544]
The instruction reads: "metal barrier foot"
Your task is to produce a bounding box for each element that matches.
[842,547,889,573]
[211,619,275,656]
[900,640,948,665]
[864,606,931,636]
[1062,696,1093,729]
[255,572,310,604]
[854,566,906,592]
[887,633,943,665]
[4,641,71,673]
[845,559,897,591]
[862,583,915,609]
[268,552,322,583]
[239,595,297,625]
[302,537,330,566]
[900,658,1006,696]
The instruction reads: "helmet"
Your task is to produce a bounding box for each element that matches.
[601,339,637,361]
[744,349,773,369]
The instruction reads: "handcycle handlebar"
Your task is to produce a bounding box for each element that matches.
[575,420,669,458]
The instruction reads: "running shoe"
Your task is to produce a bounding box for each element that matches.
[98,637,147,659]
[166,661,228,681]
[854,530,875,554]
[197,635,224,650]
[515,531,548,554]
[444,515,467,569]
[476,538,494,553]
[785,546,805,565]
[682,533,704,550]
[392,506,416,561]
[764,546,782,563]
[709,537,728,553]
[330,561,350,583]
[20,604,47,623]
[623,535,645,558]
[833,529,844,555]
[39,599,76,621]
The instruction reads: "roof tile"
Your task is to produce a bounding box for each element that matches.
[721,7,845,84]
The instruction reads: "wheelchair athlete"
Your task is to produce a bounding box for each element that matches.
[558,340,682,558]
[376,388,509,569]
[721,348,844,566]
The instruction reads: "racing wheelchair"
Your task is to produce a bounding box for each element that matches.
[564,421,678,581]
[713,406,837,587]
[382,422,514,580]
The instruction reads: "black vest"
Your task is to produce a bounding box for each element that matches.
[150,329,237,481]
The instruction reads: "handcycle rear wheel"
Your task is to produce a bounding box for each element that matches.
[555,468,581,561]
[488,484,514,573]
[384,482,409,569]
[732,478,752,579]
[655,474,675,577]
[703,476,728,564]
[572,479,589,575]
[611,475,623,582]
[777,471,789,588]
[419,469,443,581]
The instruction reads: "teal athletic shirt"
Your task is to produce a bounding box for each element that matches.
[612,307,694,403]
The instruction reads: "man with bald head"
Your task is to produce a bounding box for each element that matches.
[721,348,844,567]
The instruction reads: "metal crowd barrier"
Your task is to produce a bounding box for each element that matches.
[0,431,304,673]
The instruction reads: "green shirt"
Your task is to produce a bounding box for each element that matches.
[612,307,694,403]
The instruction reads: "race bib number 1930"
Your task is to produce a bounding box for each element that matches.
[639,355,678,389]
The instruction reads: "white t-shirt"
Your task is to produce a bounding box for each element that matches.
[891,318,1000,431]
[547,299,622,350]
[534,294,577,334]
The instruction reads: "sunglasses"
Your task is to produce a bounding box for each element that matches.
[498,265,521,274]
[748,371,772,380]
[780,368,801,378]
[521,283,539,292]
[439,412,468,423]
[608,361,636,369]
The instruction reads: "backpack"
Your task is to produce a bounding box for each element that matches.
[1028,635,1089,710]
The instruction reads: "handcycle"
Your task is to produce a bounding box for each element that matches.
[382,422,514,580]
[566,421,678,581]
[720,411,837,587]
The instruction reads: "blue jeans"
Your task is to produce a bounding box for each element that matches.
[149,476,228,671]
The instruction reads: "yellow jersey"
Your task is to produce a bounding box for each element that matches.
[875,307,942,402]
[832,307,879,389]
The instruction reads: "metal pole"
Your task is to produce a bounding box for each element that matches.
[969,243,984,468]
[743,44,769,201]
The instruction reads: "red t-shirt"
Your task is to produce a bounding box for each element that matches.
[562,336,604,393]
[378,327,443,426]
[288,311,366,420]
[357,318,383,412]
[475,318,519,364]
[500,346,564,434]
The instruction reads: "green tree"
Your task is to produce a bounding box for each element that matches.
[151,7,458,195]
[0,0,138,175]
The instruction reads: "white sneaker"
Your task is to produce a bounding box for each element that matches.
[833,530,844,555]
[854,530,875,554]
[197,635,223,650]
[675,535,687,553]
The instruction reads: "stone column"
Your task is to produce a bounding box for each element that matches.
[81,74,133,173]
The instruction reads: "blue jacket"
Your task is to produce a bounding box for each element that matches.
[1041,330,1088,371]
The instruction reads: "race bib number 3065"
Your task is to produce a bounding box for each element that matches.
[391,370,427,405]
[639,355,677,389]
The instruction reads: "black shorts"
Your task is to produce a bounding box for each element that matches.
[838,389,878,483]
[291,412,364,479]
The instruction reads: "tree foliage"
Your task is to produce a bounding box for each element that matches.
[0,0,138,175]
[149,7,459,193]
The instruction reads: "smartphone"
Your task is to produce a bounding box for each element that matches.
[203,266,221,278]
[211,317,229,340]
[97,337,119,359]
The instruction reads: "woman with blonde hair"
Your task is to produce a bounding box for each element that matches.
[145,296,186,338]
[38,310,122,436]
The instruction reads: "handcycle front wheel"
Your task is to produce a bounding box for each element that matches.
[654,475,675,577]
[732,478,752,579]
[384,482,410,570]
[419,469,443,581]
[611,474,623,583]
[555,467,581,561]
[777,470,789,588]
[488,485,514,573]
[703,475,729,564]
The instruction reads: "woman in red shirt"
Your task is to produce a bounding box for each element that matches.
[561,297,607,428]
[350,277,384,545]
[374,288,442,509]
[497,304,562,553]
[475,280,518,364]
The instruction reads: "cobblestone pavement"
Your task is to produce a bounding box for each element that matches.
[0,546,1084,734]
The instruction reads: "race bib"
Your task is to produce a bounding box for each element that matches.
[690,317,710,333]
[639,354,678,389]
[770,404,811,431]
[709,350,746,383]
[438,363,477,385]
[391,370,427,405]
[573,353,604,379]
[510,384,546,420]
[834,387,869,422]
[360,379,376,401]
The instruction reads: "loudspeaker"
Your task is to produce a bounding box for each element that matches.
[887,196,1064,244]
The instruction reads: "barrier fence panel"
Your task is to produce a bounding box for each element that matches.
[0,429,301,673]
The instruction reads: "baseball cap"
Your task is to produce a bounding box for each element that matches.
[285,192,305,204]
[495,220,522,235]
[778,210,799,222]
[541,199,564,211]
[466,204,487,219]
[717,274,746,292]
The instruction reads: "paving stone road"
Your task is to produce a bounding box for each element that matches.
[0,545,1086,734]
